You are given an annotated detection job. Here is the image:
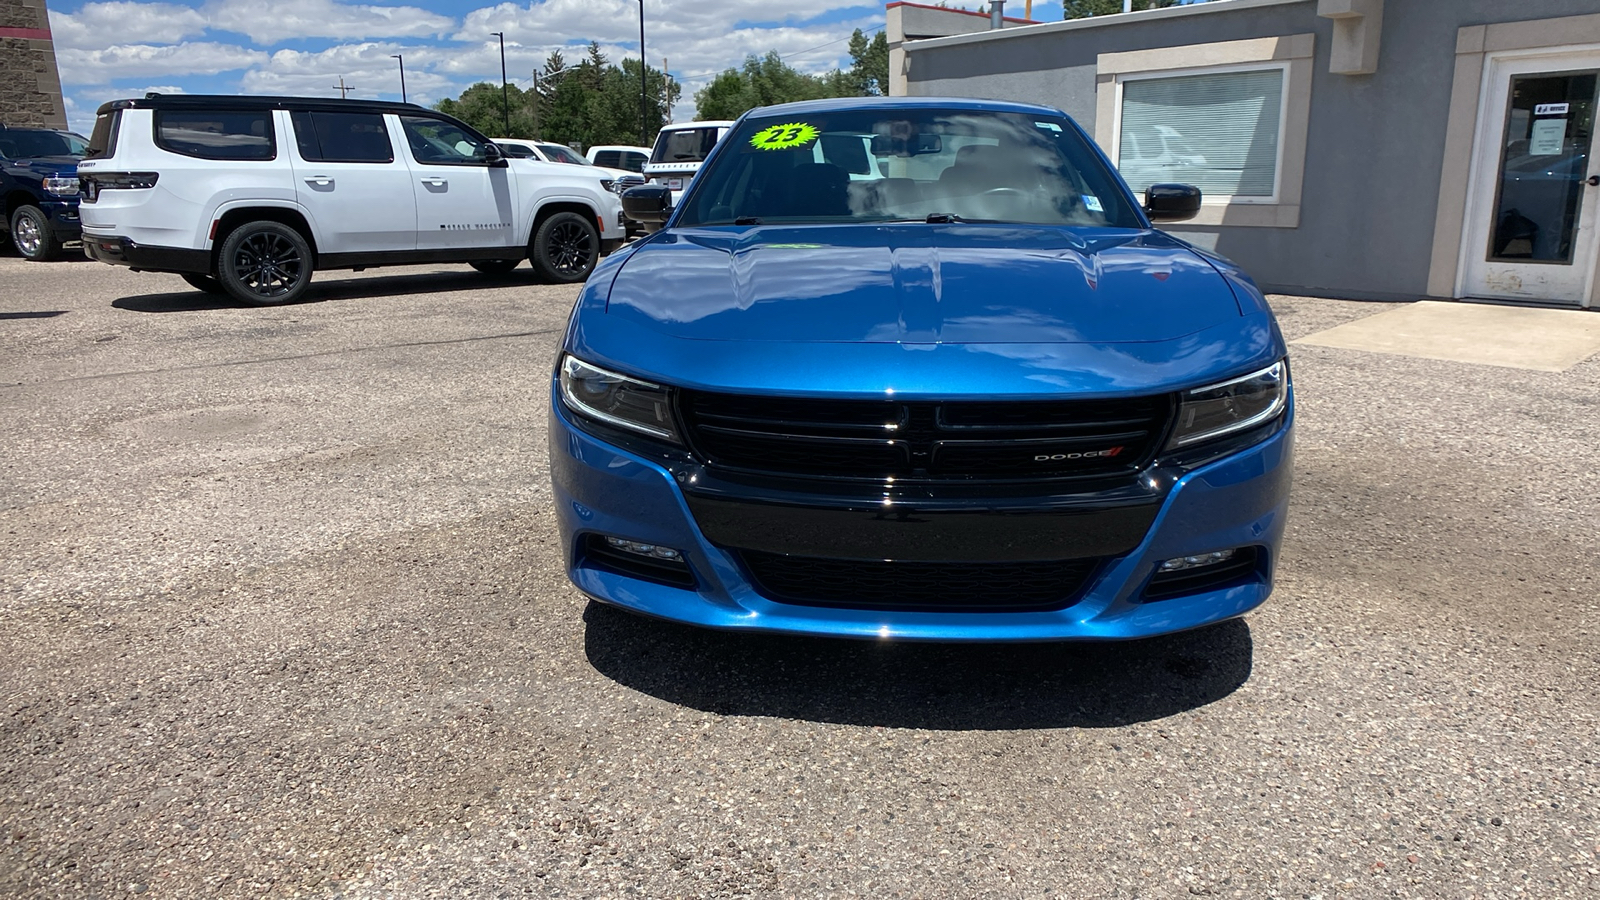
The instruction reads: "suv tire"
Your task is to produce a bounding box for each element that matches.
[530,211,598,284]
[218,221,314,306]
[181,273,226,294]
[10,205,60,261]
[470,259,521,276]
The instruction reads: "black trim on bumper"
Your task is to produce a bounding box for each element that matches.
[82,236,210,275]
[685,481,1161,562]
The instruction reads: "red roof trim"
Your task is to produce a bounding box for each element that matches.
[0,26,53,40]
[886,2,1038,24]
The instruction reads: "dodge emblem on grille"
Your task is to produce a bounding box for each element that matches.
[1035,446,1124,462]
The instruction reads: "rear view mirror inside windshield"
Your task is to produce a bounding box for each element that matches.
[870,132,943,157]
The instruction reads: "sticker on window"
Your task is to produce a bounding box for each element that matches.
[1083,195,1104,213]
[1035,121,1063,133]
[750,122,820,151]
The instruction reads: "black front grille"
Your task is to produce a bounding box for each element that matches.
[680,391,1171,482]
[740,550,1101,612]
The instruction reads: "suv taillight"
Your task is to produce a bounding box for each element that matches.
[80,172,159,202]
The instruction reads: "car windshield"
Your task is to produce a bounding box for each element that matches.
[650,127,721,164]
[677,108,1142,228]
[538,143,588,165]
[0,129,87,159]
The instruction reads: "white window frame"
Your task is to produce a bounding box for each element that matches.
[1095,34,1314,228]
[1111,61,1291,206]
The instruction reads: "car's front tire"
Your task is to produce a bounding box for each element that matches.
[217,221,313,306]
[530,211,598,284]
[9,205,61,261]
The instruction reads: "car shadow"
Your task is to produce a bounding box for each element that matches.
[111,269,552,313]
[582,602,1254,730]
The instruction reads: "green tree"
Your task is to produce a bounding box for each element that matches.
[846,28,890,96]
[694,51,851,120]
[1062,0,1188,18]
[435,81,535,139]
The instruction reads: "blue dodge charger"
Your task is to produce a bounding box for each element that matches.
[548,97,1293,641]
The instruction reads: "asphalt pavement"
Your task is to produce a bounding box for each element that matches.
[1,253,1596,899]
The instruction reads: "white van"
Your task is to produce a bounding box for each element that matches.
[642,120,733,205]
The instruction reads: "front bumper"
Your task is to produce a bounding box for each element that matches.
[81,235,210,275]
[548,391,1295,642]
[41,198,81,240]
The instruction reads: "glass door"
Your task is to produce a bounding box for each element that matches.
[1464,53,1600,306]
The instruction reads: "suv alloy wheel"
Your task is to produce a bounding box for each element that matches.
[9,205,60,261]
[531,211,598,284]
[218,221,314,305]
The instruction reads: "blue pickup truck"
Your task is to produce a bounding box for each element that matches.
[0,124,86,260]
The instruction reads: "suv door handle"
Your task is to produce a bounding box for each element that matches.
[304,175,334,187]
[421,177,447,187]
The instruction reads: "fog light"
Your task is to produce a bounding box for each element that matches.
[604,536,682,561]
[1157,549,1238,572]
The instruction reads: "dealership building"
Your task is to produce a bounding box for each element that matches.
[890,0,1600,308]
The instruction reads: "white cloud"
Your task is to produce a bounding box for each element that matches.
[56,42,269,84]
[202,0,454,44]
[49,2,209,50]
[240,42,455,98]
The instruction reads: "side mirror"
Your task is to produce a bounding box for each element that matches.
[622,183,672,224]
[1144,183,1201,222]
[479,142,508,168]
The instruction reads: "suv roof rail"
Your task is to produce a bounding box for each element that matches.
[98,94,429,115]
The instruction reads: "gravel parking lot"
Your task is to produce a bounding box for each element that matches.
[2,253,1597,899]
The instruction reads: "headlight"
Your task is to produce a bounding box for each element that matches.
[44,176,79,196]
[1164,360,1287,449]
[559,354,681,443]
[600,179,619,194]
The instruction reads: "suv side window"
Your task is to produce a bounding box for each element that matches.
[291,111,394,163]
[399,116,493,165]
[155,110,275,160]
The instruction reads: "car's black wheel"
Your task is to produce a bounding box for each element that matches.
[9,205,61,261]
[470,259,521,275]
[217,221,313,306]
[530,211,598,284]
[180,272,226,294]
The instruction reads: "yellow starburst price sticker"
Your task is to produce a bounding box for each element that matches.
[749,122,820,151]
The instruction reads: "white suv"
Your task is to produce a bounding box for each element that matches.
[77,95,626,305]
[642,120,733,206]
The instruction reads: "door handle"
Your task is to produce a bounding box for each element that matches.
[304,175,334,186]
[421,177,448,187]
[1587,175,1600,187]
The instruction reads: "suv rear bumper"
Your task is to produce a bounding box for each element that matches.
[82,235,209,274]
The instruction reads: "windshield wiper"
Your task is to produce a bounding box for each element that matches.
[925,212,965,223]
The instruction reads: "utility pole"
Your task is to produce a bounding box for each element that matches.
[333,76,354,99]
[491,31,510,135]
[635,0,647,146]
[391,55,406,103]
[663,57,672,125]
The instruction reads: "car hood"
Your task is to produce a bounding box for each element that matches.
[5,155,79,176]
[605,224,1240,344]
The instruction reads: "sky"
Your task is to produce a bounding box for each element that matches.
[47,0,1072,136]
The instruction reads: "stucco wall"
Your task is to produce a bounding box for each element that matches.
[0,0,68,130]
[903,0,1600,301]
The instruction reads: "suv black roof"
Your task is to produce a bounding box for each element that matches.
[96,94,431,116]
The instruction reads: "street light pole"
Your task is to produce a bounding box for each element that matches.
[491,31,510,135]
[391,54,406,103]
[635,0,647,147]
